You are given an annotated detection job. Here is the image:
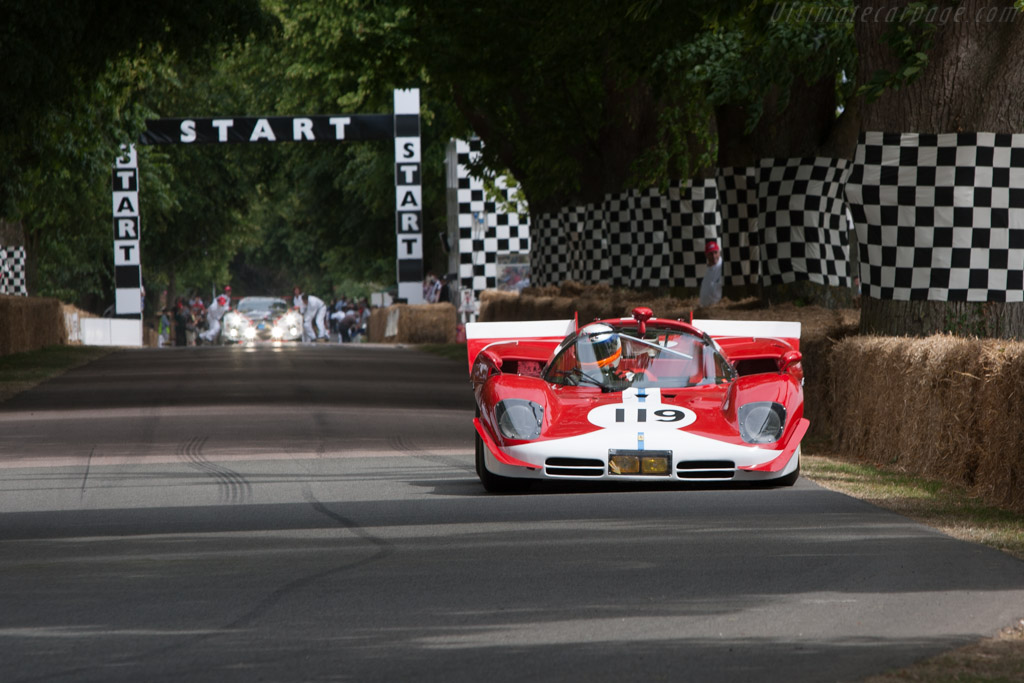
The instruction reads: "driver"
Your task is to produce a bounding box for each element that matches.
[577,323,623,381]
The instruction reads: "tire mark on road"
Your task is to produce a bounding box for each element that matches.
[78,446,95,501]
[221,483,393,629]
[387,433,473,473]
[177,436,252,504]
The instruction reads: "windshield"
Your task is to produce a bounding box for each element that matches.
[543,324,734,391]
[238,298,288,315]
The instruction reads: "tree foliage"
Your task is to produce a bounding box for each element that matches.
[7,0,1010,327]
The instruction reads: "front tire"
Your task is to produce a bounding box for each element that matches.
[475,432,528,493]
[773,463,800,487]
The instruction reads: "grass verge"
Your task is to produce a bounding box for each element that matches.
[0,345,112,403]
[803,450,1024,682]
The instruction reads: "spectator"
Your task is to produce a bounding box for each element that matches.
[438,274,454,303]
[158,309,171,347]
[173,298,189,347]
[423,272,441,303]
[700,240,723,308]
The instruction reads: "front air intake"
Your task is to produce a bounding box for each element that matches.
[545,457,604,477]
[676,460,735,480]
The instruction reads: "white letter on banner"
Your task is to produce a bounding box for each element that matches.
[116,218,138,239]
[212,119,235,142]
[250,118,276,142]
[395,138,421,162]
[293,118,314,141]
[114,169,136,191]
[180,120,197,143]
[397,164,418,184]
[329,117,351,140]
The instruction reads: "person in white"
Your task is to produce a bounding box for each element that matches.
[700,240,723,308]
[301,293,329,342]
[200,295,230,344]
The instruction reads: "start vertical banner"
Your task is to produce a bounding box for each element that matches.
[394,88,423,303]
[112,144,142,315]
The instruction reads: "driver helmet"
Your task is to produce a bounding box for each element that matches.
[578,323,621,370]
[217,295,227,306]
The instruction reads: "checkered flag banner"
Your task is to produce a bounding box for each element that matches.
[670,178,721,288]
[716,167,761,287]
[757,158,852,288]
[603,192,632,286]
[451,138,531,301]
[529,213,567,287]
[1,246,28,296]
[846,132,1024,302]
[529,181,722,289]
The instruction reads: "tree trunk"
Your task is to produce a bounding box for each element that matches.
[716,77,854,306]
[861,298,1024,338]
[855,1,1024,339]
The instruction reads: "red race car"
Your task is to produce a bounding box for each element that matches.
[466,307,808,493]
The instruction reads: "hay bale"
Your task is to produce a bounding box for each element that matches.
[0,295,67,356]
[830,334,1024,512]
[973,343,1024,511]
[369,303,456,344]
[479,290,519,321]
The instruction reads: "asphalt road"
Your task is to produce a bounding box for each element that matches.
[1,343,1023,682]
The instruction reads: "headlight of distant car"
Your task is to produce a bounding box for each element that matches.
[495,399,543,441]
[738,402,786,444]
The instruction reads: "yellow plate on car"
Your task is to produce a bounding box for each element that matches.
[641,456,669,474]
[608,450,671,476]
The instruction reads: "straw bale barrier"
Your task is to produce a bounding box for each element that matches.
[831,335,1024,511]
[0,295,67,356]
[369,302,457,344]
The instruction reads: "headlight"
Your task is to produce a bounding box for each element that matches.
[243,326,257,340]
[738,402,786,444]
[496,399,543,440]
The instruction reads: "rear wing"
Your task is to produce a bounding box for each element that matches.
[465,319,574,373]
[692,319,801,351]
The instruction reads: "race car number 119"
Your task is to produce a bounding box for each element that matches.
[588,403,697,430]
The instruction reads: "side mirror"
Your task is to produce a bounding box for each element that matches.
[632,306,653,335]
[780,350,802,372]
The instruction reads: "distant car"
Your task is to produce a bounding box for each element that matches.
[466,307,808,493]
[222,296,300,343]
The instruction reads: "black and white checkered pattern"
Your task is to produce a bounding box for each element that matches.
[670,179,721,288]
[626,188,673,289]
[528,181,724,290]
[716,167,761,287]
[529,213,567,286]
[846,131,1024,302]
[452,138,531,302]
[1,246,27,296]
[758,158,852,288]
[603,193,632,286]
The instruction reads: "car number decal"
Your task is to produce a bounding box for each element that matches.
[587,402,696,430]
